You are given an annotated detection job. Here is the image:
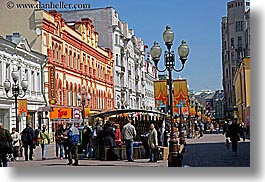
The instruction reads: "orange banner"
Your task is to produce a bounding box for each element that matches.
[18,99,27,117]
[50,108,72,119]
[84,108,90,118]
[154,80,168,108]
[173,79,189,116]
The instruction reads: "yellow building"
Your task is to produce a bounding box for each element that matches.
[233,57,250,126]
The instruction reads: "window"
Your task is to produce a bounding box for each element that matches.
[232,67,236,77]
[115,54,119,66]
[69,51,73,67]
[231,52,234,60]
[6,63,10,80]
[224,41,227,49]
[77,55,80,70]
[236,21,243,31]
[65,48,68,66]
[31,71,35,91]
[237,36,242,46]
[36,72,40,92]
[231,38,234,48]
[115,34,119,45]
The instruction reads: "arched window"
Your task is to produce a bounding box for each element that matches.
[65,48,68,66]
[69,50,73,67]
[58,81,62,105]
[66,83,69,106]
[77,54,80,70]
[70,84,73,106]
[73,52,76,69]
[73,86,77,107]
[58,45,62,63]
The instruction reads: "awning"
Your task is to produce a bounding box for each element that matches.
[37,106,53,112]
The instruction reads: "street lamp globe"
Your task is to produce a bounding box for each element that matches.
[150,41,162,67]
[21,79,28,92]
[4,80,11,92]
[178,40,190,65]
[11,69,19,82]
[77,93,81,101]
[163,25,174,48]
[86,93,91,101]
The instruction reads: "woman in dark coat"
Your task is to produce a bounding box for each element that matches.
[104,121,117,160]
[226,119,240,156]
[103,121,116,148]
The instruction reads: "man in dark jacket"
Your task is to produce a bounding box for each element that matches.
[21,123,35,161]
[0,123,13,167]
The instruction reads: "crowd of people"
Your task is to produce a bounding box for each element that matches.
[0,117,249,167]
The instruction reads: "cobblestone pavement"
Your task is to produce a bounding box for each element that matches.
[8,134,250,167]
[182,133,250,167]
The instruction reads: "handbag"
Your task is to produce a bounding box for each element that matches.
[155,148,163,160]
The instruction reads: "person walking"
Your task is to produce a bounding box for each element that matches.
[55,124,65,160]
[39,125,50,160]
[11,128,19,161]
[67,123,80,166]
[21,123,35,161]
[122,119,136,162]
[222,121,229,135]
[148,123,158,162]
[0,123,13,167]
[63,124,70,159]
[226,119,240,156]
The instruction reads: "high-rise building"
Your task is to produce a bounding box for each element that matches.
[221,0,250,118]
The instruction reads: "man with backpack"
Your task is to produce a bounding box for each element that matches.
[67,123,80,166]
[21,123,35,161]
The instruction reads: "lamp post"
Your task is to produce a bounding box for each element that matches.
[4,69,28,132]
[150,25,190,167]
[77,87,91,124]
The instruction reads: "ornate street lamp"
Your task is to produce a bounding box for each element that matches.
[4,69,28,132]
[150,25,190,167]
[77,87,91,124]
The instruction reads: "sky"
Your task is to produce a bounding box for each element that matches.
[39,0,234,92]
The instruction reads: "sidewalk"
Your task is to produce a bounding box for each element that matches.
[9,144,168,167]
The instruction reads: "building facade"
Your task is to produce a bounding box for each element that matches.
[0,34,46,131]
[221,0,250,118]
[36,10,114,125]
[143,56,157,110]
[60,7,154,110]
[233,57,250,125]
[0,2,114,130]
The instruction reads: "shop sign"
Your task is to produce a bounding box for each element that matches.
[73,109,81,119]
[49,98,57,105]
[50,108,72,119]
[48,66,56,98]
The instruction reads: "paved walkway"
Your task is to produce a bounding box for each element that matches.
[182,133,250,167]
[8,134,250,167]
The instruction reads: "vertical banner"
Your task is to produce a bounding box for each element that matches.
[154,80,168,108]
[173,79,189,116]
[84,107,90,118]
[48,65,56,98]
[18,99,28,117]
